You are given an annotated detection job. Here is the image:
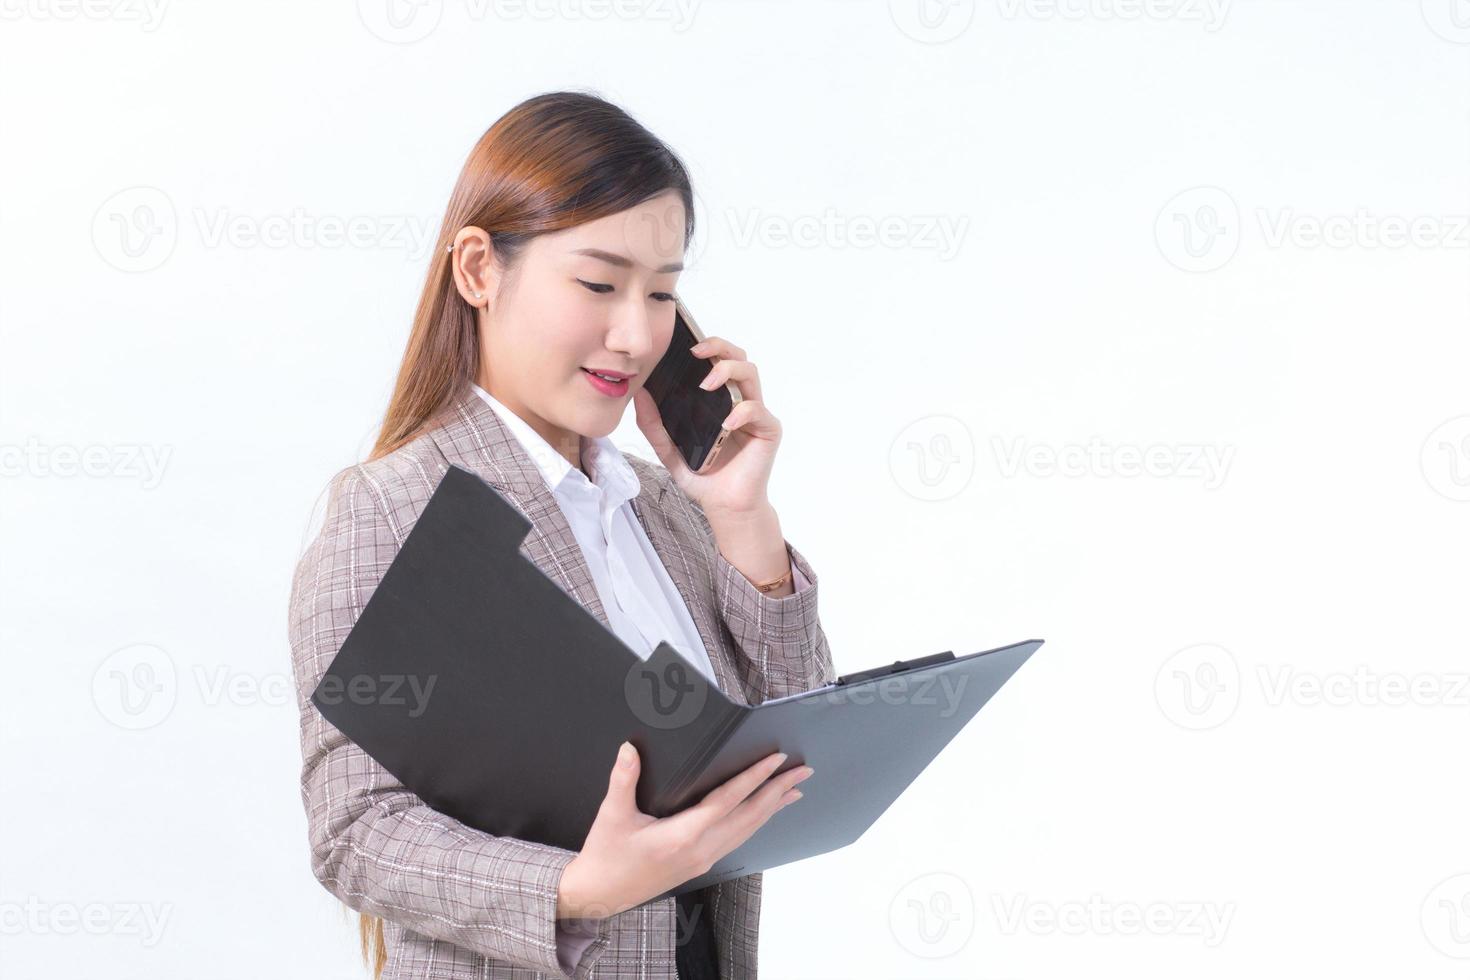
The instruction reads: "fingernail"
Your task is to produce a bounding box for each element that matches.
[619,742,634,768]
[699,375,716,390]
[689,342,704,352]
[773,753,788,766]
[794,767,813,782]
[784,790,803,805]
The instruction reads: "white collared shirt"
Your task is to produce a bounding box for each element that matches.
[470,383,812,970]
[470,383,735,683]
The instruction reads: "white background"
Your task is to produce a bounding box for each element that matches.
[2,0,1468,977]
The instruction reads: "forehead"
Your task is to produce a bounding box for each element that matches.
[543,191,687,273]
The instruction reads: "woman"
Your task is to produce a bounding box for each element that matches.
[288,90,834,980]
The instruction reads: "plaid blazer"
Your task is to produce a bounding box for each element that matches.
[287,383,836,979]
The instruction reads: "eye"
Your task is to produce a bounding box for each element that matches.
[578,279,676,303]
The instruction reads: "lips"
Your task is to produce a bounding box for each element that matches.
[581,367,631,397]
[582,368,634,381]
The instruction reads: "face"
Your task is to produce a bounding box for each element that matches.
[456,190,686,470]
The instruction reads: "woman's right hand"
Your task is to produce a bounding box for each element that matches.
[555,742,813,920]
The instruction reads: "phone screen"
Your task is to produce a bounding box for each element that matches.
[642,306,734,472]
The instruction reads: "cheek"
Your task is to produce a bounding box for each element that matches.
[653,319,676,360]
[522,299,599,372]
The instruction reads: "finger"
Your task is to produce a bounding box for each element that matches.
[600,740,643,818]
[702,766,813,857]
[719,399,781,441]
[689,751,790,823]
[698,357,762,403]
[631,387,694,483]
[690,336,747,363]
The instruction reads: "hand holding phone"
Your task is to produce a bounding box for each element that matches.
[640,296,742,475]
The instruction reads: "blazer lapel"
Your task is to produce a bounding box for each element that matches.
[626,469,752,708]
[426,386,613,633]
[425,385,751,707]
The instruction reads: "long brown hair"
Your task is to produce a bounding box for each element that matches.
[367,88,696,463]
[355,91,695,978]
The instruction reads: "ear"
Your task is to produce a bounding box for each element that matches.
[449,226,497,309]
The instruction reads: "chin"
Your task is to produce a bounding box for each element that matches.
[580,413,621,440]
[564,403,622,441]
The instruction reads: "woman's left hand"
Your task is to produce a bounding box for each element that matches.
[632,335,779,521]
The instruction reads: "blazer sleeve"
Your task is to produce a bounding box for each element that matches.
[679,489,837,701]
[287,465,615,979]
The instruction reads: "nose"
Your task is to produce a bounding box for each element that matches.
[603,300,661,366]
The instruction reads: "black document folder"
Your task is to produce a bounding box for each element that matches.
[311,464,1042,898]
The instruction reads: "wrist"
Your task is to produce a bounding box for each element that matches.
[705,504,779,555]
[705,504,796,594]
[702,499,775,529]
[557,856,592,921]
[557,856,620,922]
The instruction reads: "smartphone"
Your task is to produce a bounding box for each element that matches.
[642,295,742,474]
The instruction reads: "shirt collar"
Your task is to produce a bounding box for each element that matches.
[468,382,640,507]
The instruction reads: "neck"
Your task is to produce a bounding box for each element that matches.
[474,379,583,471]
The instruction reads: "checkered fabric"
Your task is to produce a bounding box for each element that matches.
[287,383,835,979]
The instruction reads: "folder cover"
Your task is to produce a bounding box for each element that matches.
[311,464,1042,898]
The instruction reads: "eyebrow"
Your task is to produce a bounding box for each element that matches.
[570,247,683,274]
